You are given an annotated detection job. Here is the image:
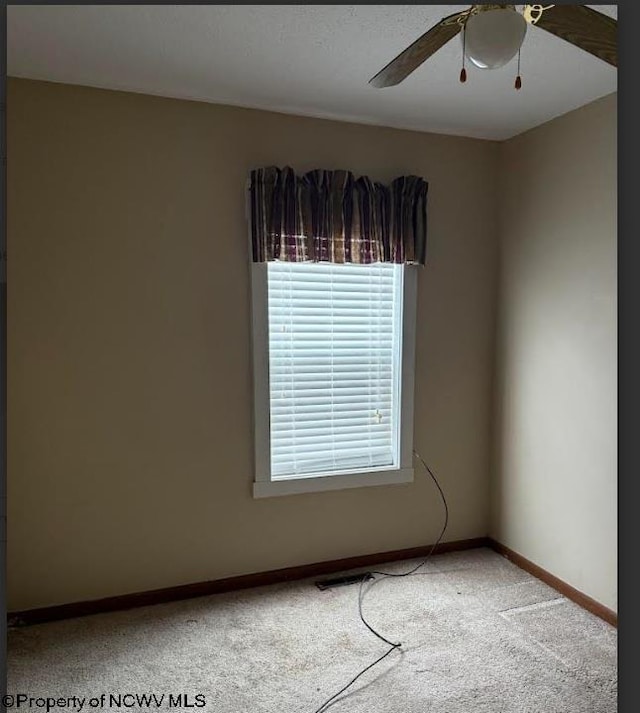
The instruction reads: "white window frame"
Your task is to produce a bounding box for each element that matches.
[250,261,417,498]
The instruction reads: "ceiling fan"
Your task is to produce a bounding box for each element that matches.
[369,4,617,90]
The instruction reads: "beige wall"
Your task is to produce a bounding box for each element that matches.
[491,94,617,611]
[7,79,499,610]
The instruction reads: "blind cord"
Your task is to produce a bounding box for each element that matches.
[312,449,449,713]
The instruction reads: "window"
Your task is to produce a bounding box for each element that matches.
[251,260,417,497]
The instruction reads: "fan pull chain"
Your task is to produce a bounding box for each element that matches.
[515,48,522,90]
[459,25,467,83]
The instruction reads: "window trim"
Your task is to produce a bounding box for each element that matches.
[250,261,417,498]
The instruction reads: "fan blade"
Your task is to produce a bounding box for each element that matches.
[369,10,468,88]
[527,5,617,67]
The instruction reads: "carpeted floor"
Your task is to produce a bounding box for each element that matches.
[8,548,616,712]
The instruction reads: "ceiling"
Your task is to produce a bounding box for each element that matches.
[7,4,618,141]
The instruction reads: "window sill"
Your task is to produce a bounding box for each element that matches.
[253,467,414,498]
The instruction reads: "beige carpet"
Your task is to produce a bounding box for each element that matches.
[8,548,616,712]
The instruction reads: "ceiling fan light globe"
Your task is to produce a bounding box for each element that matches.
[463,8,527,70]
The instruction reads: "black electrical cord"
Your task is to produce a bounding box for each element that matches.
[312,450,449,713]
[312,645,399,713]
[370,451,449,579]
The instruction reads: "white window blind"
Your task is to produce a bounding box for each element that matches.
[267,261,404,479]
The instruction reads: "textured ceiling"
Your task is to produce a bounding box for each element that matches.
[7,4,618,140]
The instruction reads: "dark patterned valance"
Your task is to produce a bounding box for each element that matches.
[248,166,428,265]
